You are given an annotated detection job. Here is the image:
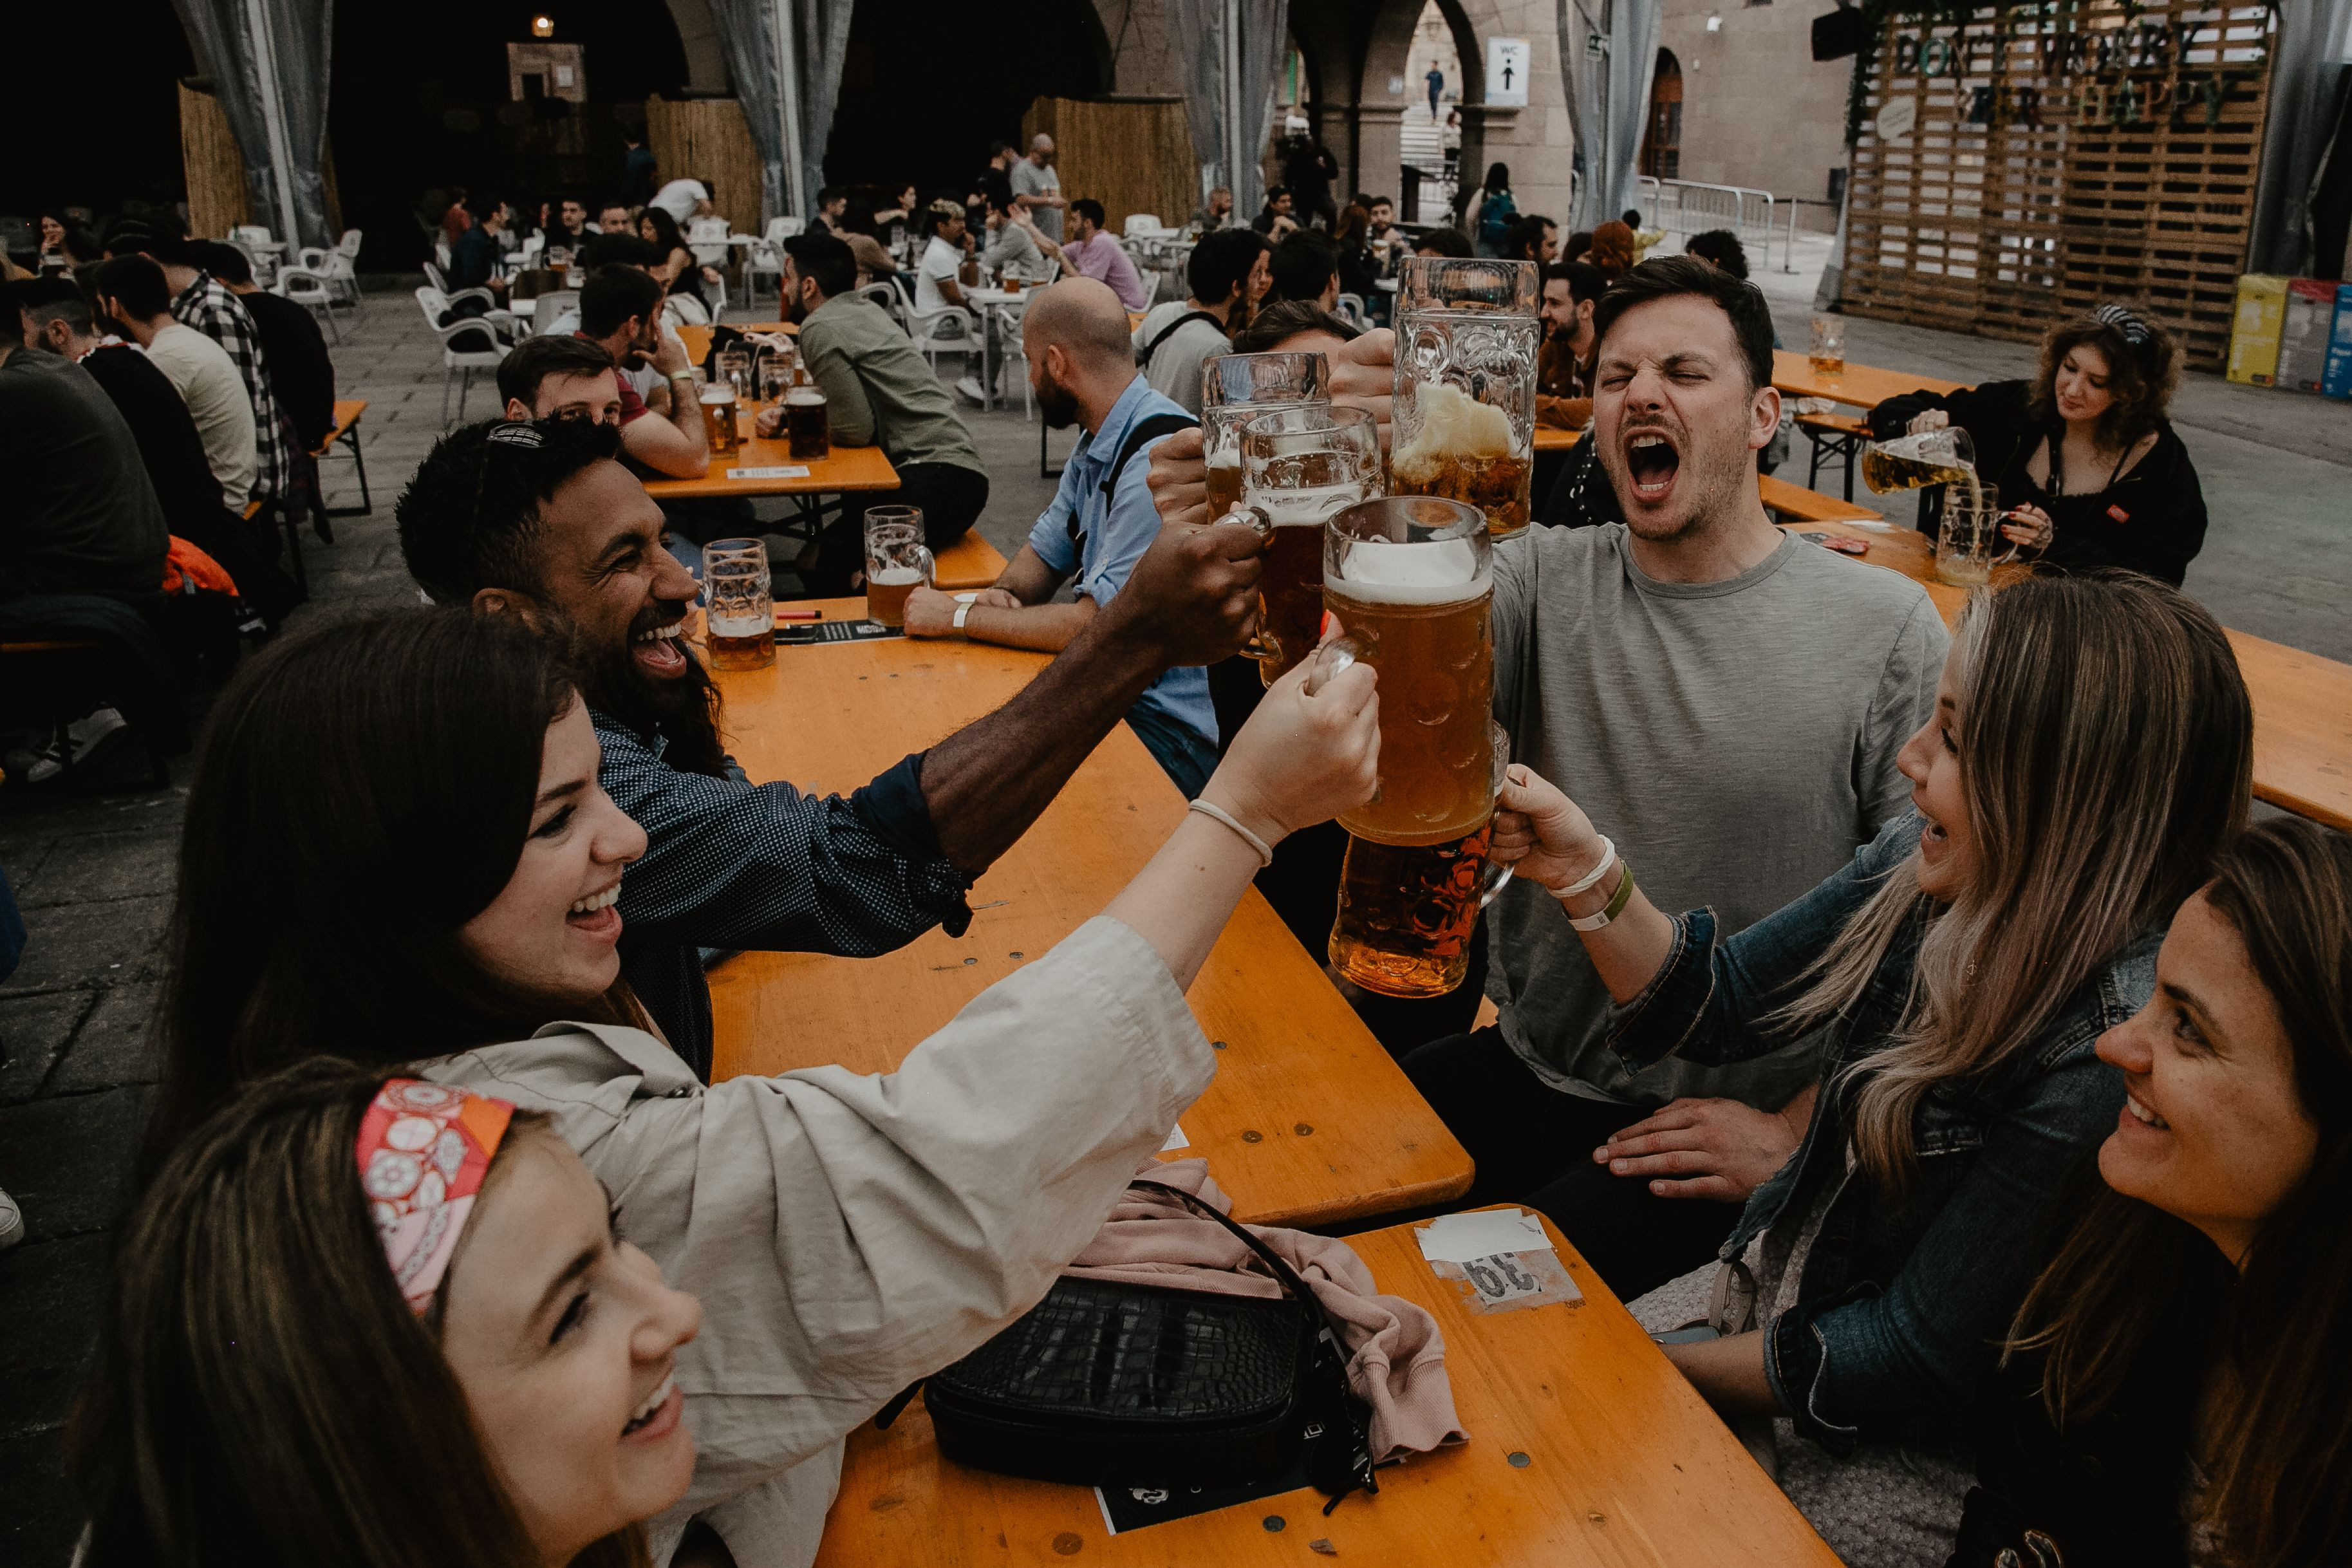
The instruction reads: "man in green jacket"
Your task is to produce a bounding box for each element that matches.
[758,231,991,595]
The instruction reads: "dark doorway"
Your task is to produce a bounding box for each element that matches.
[1639,49,1683,181]
[823,0,1111,211]
[330,1,691,269]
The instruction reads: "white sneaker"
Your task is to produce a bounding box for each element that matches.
[954,376,989,406]
[67,707,126,751]
[0,1187,22,1250]
[3,747,63,785]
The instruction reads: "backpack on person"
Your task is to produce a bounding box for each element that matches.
[1137,311,1223,370]
[1475,191,1519,256]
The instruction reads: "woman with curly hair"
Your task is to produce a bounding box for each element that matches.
[1585,219,1638,283]
[1876,303,2208,586]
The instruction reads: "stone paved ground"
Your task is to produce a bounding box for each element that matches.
[3,275,2347,1563]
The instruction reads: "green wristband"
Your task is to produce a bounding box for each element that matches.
[1569,861,1636,931]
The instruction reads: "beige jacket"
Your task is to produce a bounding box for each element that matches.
[424,916,1215,1567]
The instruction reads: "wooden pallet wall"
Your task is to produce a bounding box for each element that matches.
[1843,1,2275,371]
[1021,97,1200,234]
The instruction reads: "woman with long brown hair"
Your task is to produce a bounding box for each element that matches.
[1883,302,2207,586]
[139,604,1379,1566]
[1954,817,2352,1568]
[75,1059,704,1567]
[1488,572,2252,1564]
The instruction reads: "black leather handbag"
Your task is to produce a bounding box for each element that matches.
[875,1180,1377,1504]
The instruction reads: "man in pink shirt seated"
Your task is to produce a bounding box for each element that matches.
[1030,198,1149,311]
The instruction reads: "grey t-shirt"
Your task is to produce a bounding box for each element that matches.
[1486,523,1948,1108]
[1132,302,1229,415]
[1009,158,1063,241]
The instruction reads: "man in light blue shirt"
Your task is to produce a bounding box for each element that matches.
[903,279,1218,794]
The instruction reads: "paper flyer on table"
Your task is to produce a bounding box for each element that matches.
[727,465,809,479]
[1414,1208,1551,1262]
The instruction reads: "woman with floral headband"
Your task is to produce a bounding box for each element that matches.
[74,1059,705,1567]
[1875,303,2208,586]
[139,605,1379,1567]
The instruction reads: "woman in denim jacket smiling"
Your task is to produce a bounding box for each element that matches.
[1493,572,2251,1560]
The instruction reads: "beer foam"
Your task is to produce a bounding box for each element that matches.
[1334,537,1482,603]
[709,613,770,637]
[698,384,736,404]
[1390,382,1515,483]
[1206,449,1241,471]
[786,388,826,406]
[868,566,926,586]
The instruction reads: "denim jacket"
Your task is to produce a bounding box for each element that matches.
[1607,811,2152,1451]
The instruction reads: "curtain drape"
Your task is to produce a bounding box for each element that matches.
[703,0,854,220]
[2249,0,2352,274]
[1554,0,1659,231]
[171,0,335,247]
[1174,0,1291,219]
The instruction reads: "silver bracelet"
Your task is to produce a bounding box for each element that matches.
[1187,799,1275,868]
[1549,835,1618,901]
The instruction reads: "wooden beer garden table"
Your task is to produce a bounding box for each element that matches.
[675,320,795,364]
[1784,519,2352,832]
[642,434,901,503]
[814,1209,1843,1567]
[705,602,1475,1227]
[1772,348,1966,411]
[1532,426,1585,453]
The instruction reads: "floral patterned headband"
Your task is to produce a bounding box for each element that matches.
[357,1079,516,1314]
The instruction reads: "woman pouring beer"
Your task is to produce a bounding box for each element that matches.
[1482,574,2251,1564]
[139,607,1383,1566]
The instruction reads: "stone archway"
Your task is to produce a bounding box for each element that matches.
[661,0,733,95]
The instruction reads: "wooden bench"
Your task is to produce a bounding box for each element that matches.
[931,532,1009,590]
[1795,409,1871,501]
[1758,474,1883,524]
[313,398,371,518]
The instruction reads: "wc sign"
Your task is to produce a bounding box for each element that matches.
[1486,37,1531,106]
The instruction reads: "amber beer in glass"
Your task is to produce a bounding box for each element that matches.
[1390,256,1540,539]
[700,539,774,671]
[699,384,742,458]
[1319,496,1495,846]
[1329,723,1512,998]
[1201,351,1328,521]
[1239,406,1382,685]
[785,386,829,460]
[863,509,929,626]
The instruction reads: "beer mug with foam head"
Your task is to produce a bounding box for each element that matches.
[1312,496,1495,847]
[1238,405,1382,686]
[1391,256,1540,540]
[1201,351,1329,523]
[1329,722,1513,998]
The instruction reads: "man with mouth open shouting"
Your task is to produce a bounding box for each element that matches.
[1393,257,1952,1302]
[398,417,1266,1079]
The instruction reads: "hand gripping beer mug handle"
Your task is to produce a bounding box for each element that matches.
[1300,631,1361,697]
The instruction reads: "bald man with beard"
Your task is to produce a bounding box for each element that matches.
[903,279,1230,796]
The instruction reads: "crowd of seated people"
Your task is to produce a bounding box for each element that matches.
[17,156,2320,1568]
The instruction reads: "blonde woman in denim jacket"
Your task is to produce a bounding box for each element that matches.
[1490,573,2252,1565]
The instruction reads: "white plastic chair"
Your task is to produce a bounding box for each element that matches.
[1123,214,1162,239]
[275,266,341,342]
[423,259,453,295]
[910,305,982,377]
[530,290,579,335]
[232,224,275,247]
[415,286,516,426]
[335,229,362,261]
[747,239,785,306]
[854,281,903,328]
[764,216,805,242]
[519,233,545,265]
[687,216,731,267]
[1334,293,1367,328]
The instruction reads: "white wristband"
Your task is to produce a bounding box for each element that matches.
[1187,798,1275,868]
[1550,835,1617,901]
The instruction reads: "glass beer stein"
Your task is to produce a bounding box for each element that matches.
[1934,480,2015,587]
[1329,722,1513,998]
[700,539,775,671]
[699,382,742,458]
[1314,496,1495,847]
[1237,405,1382,686]
[1201,351,1329,523]
[1390,256,1540,540]
[863,509,929,626]
[1862,425,1977,494]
